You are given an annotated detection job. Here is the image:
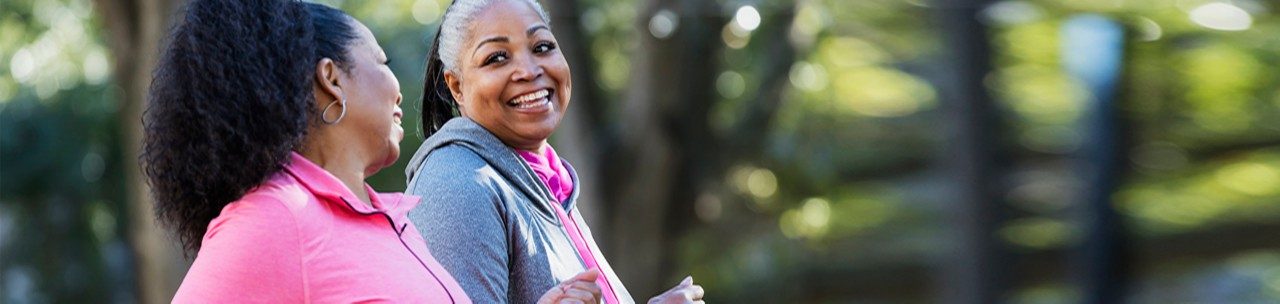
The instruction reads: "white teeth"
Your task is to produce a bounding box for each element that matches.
[514,98,549,109]
[508,89,550,106]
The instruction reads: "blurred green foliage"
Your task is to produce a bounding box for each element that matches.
[1,0,132,302]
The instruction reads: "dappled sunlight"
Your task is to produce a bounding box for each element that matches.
[776,186,900,243]
[825,192,897,238]
[722,5,760,49]
[727,165,782,212]
[1214,161,1280,197]
[999,217,1077,249]
[780,197,831,239]
[817,37,889,69]
[1188,2,1253,31]
[1176,42,1261,134]
[1011,283,1079,304]
[997,20,1060,65]
[989,16,1097,155]
[647,9,677,39]
[1118,150,1280,234]
[788,0,829,48]
[715,70,745,99]
[745,167,778,199]
[583,5,636,94]
[993,64,1088,125]
[2,0,105,101]
[788,61,828,92]
[811,36,940,117]
[411,0,445,25]
[833,66,937,118]
[1135,17,1164,41]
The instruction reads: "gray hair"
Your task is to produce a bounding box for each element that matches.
[438,0,551,72]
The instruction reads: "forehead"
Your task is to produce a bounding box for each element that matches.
[347,18,382,54]
[467,1,548,42]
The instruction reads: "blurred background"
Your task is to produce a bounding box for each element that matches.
[4,0,1280,303]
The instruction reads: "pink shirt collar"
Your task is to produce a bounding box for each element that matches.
[516,145,574,203]
[282,152,420,232]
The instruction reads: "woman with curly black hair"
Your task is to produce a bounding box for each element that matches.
[141,0,601,302]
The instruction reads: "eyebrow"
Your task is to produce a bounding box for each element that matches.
[527,24,549,36]
[472,24,552,54]
[474,37,509,53]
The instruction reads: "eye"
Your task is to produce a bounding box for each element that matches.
[533,41,557,54]
[483,51,508,66]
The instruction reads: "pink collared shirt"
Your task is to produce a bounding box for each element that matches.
[172,152,470,303]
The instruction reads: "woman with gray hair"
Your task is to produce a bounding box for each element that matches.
[408,0,707,303]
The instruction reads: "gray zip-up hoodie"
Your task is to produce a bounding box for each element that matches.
[405,117,634,304]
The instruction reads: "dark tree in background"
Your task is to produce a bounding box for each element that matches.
[549,0,797,296]
[934,0,1012,302]
[91,0,188,302]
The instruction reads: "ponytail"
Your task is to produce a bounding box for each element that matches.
[421,25,458,138]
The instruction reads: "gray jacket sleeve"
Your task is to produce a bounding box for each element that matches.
[407,145,512,303]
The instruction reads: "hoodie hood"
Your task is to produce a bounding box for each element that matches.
[405,117,579,219]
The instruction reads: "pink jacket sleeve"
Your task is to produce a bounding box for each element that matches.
[171,196,305,303]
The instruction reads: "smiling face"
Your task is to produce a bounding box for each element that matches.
[315,19,404,175]
[444,0,572,151]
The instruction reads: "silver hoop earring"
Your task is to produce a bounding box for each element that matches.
[321,98,347,124]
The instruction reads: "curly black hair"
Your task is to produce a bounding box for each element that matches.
[142,0,358,253]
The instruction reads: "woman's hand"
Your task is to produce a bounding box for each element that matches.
[648,276,705,304]
[538,269,603,304]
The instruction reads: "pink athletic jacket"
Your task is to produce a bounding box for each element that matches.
[172,152,471,303]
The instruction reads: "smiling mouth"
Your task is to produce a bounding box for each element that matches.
[506,89,552,109]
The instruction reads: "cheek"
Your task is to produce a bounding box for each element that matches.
[382,71,400,95]
[467,75,505,109]
[548,57,572,90]
[551,61,572,106]
[369,72,395,100]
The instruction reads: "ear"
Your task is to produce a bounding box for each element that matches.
[444,69,464,108]
[314,58,344,105]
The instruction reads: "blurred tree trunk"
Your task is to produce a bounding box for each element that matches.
[602,0,725,296]
[544,0,612,239]
[1060,15,1131,304]
[91,0,189,303]
[934,0,1012,303]
[547,0,798,297]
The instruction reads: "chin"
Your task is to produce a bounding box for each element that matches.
[521,126,556,142]
[378,141,401,167]
[535,117,563,134]
[384,146,401,166]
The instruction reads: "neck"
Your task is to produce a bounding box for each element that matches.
[512,140,548,154]
[299,143,372,207]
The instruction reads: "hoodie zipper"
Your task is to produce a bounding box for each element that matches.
[508,149,590,267]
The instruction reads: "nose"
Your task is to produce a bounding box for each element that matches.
[510,57,543,82]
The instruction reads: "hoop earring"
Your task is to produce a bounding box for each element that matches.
[321,98,347,124]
